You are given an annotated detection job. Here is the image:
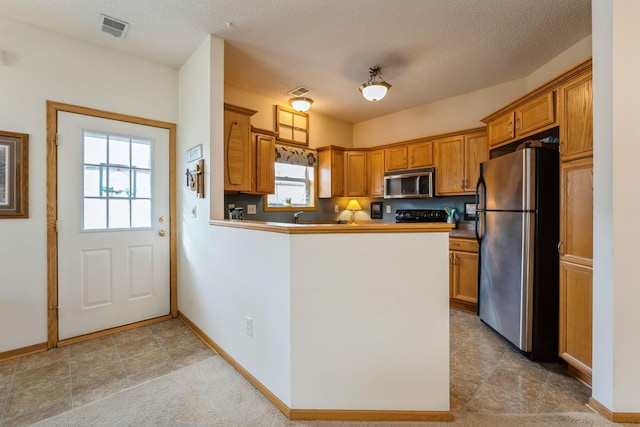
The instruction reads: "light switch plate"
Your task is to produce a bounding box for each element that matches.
[334,205,339,213]
[386,205,391,214]
[247,204,256,214]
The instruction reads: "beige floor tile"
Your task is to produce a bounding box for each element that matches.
[120,347,172,377]
[1,399,71,427]
[70,344,120,371]
[71,361,127,396]
[72,376,131,408]
[68,335,115,358]
[10,360,69,394]
[115,335,162,359]
[111,326,152,346]
[14,348,68,372]
[4,377,70,419]
[0,358,17,396]
[466,381,539,413]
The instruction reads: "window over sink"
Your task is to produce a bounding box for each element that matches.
[264,144,317,211]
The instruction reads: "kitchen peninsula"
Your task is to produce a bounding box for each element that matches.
[203,219,454,421]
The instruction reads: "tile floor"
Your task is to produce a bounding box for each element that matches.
[0,311,594,426]
[449,308,592,414]
[0,319,214,427]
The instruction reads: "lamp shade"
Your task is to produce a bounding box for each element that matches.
[289,97,313,112]
[359,81,391,102]
[346,199,362,211]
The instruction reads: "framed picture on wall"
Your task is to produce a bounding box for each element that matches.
[371,201,383,219]
[0,130,29,219]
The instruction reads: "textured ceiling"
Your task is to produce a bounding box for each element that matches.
[0,0,591,123]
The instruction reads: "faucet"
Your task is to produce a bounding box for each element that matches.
[293,211,304,224]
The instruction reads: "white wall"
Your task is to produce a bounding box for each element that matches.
[177,37,293,403]
[353,36,593,148]
[0,17,177,353]
[225,85,353,148]
[592,0,640,413]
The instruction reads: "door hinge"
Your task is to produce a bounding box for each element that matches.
[55,220,59,232]
[55,134,60,146]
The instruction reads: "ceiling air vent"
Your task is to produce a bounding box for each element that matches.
[288,86,310,97]
[100,14,130,38]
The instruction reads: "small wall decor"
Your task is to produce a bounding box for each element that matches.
[186,144,202,163]
[464,202,477,221]
[185,159,205,198]
[0,130,29,218]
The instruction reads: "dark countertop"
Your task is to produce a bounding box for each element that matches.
[449,227,476,239]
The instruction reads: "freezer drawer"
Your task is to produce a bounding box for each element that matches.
[478,210,535,351]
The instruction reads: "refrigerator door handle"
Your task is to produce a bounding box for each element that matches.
[475,177,486,243]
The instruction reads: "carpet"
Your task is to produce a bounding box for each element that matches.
[33,356,622,427]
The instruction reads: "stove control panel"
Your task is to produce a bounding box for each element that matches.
[395,209,448,223]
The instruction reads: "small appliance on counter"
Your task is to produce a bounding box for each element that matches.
[394,209,447,223]
[226,207,244,220]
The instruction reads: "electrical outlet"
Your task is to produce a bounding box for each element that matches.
[247,204,257,214]
[386,205,391,214]
[334,205,339,213]
[245,316,253,337]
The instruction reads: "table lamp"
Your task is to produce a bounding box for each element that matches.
[346,199,362,224]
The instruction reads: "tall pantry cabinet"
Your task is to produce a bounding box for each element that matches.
[557,68,593,386]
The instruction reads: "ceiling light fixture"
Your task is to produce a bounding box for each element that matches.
[289,97,313,112]
[359,66,391,102]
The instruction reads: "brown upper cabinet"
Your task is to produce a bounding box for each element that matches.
[250,128,276,195]
[275,105,309,146]
[369,149,385,197]
[345,151,368,197]
[384,139,434,172]
[317,146,345,198]
[224,103,257,192]
[487,92,555,149]
[558,70,593,161]
[435,129,487,195]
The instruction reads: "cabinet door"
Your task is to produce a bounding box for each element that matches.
[435,136,465,195]
[451,250,479,304]
[464,132,488,193]
[515,92,555,136]
[369,149,385,197]
[559,260,592,383]
[255,134,275,194]
[385,146,408,172]
[560,158,593,266]
[408,140,433,169]
[558,71,593,161]
[224,109,252,192]
[331,150,345,197]
[345,151,368,196]
[487,112,514,148]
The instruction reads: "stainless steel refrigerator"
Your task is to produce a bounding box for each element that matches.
[475,146,559,361]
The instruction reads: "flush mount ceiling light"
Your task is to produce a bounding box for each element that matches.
[289,97,313,112]
[359,66,391,102]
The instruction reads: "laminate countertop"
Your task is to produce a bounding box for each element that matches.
[209,219,455,235]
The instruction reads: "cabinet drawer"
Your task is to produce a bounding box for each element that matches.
[449,238,478,252]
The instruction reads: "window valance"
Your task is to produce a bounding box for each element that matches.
[275,144,317,167]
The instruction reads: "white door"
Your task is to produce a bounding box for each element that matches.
[57,112,170,340]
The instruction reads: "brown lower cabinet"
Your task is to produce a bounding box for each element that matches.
[449,237,478,313]
[559,260,593,385]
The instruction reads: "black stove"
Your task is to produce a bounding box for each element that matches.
[395,209,448,223]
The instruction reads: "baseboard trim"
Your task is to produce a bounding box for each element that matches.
[289,409,453,422]
[0,342,47,362]
[589,397,640,423]
[566,363,592,387]
[178,311,452,422]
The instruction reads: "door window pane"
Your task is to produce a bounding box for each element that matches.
[84,199,107,230]
[109,199,130,229]
[82,131,153,231]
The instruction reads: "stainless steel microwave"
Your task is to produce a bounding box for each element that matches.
[383,168,435,199]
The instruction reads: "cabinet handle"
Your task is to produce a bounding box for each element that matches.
[465,179,469,189]
[559,141,563,155]
[449,253,454,264]
[516,117,521,130]
[461,180,465,189]
[558,241,564,255]
[508,121,513,136]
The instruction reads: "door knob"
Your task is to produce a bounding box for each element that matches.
[159,216,166,223]
[159,229,167,237]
